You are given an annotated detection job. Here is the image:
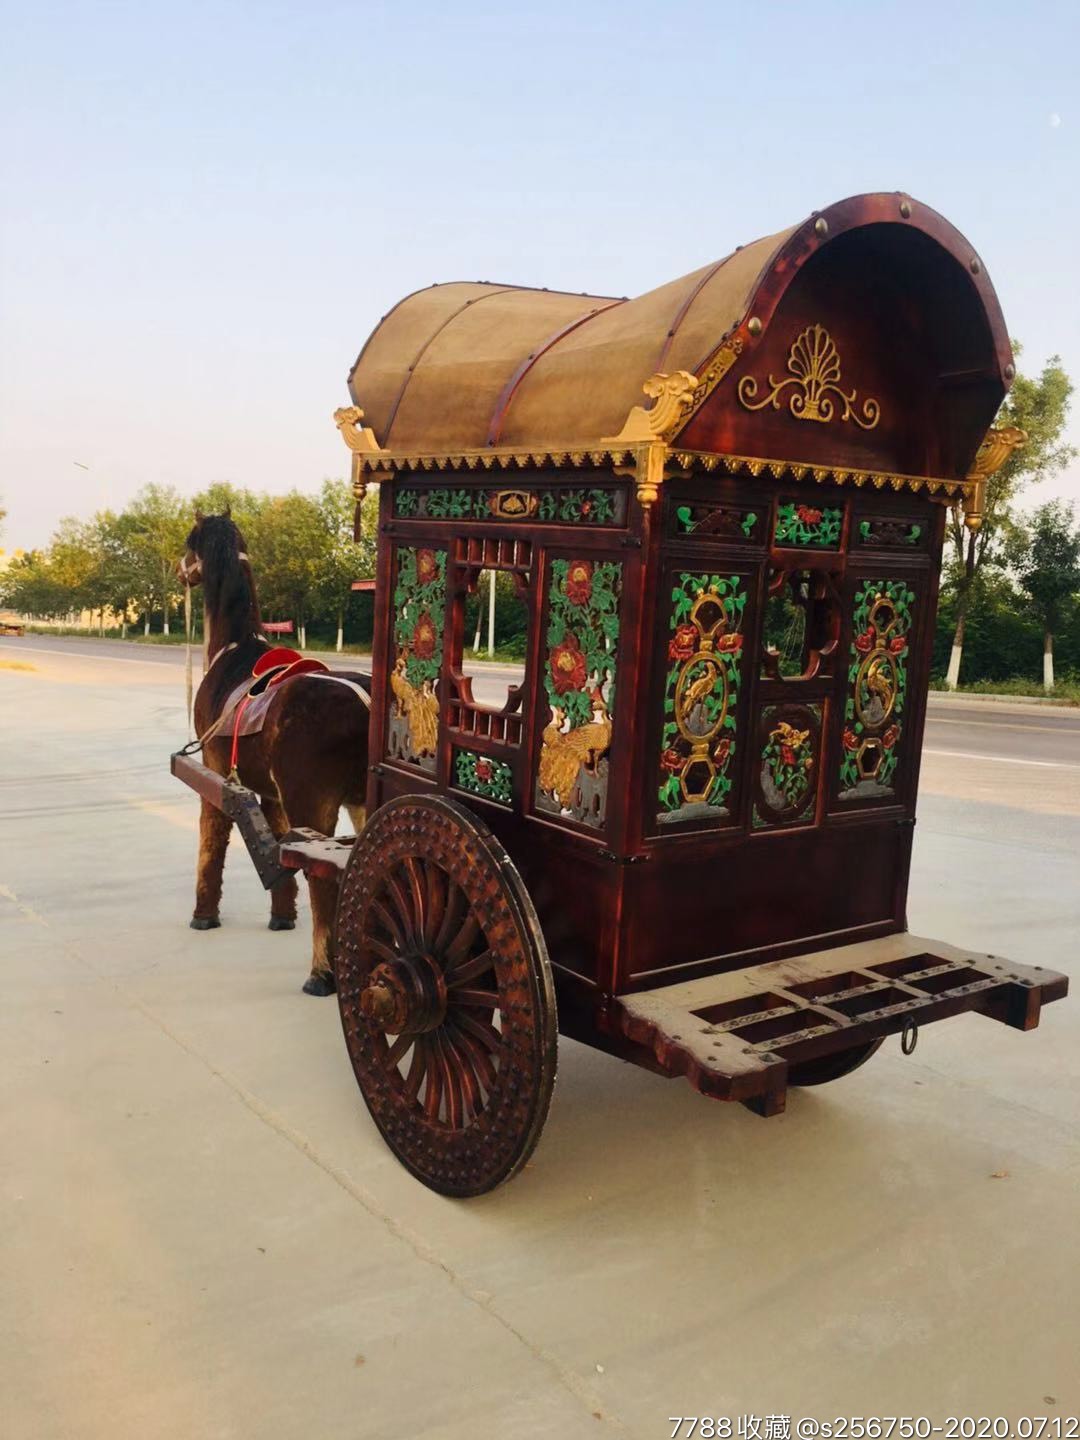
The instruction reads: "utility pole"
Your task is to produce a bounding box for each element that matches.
[487,568,496,656]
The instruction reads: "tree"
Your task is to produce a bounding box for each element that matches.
[1013,501,1080,692]
[0,549,67,618]
[944,347,1075,688]
[248,491,328,648]
[123,484,189,634]
[312,479,375,651]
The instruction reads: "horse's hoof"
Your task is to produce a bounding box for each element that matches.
[302,971,336,997]
[190,916,221,931]
[268,917,296,931]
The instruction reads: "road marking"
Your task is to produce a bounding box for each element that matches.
[923,747,1080,770]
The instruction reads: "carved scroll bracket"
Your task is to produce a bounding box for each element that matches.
[333,405,387,529]
[959,425,1026,531]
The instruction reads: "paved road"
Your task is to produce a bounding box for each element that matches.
[10,632,1080,762]
[2,640,1078,1439]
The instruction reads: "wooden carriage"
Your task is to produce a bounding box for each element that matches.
[180,192,1068,1195]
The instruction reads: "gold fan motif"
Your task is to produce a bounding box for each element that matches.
[737,323,880,430]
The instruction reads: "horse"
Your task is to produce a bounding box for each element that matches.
[178,511,371,995]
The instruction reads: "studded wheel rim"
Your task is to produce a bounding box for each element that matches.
[335,795,557,1196]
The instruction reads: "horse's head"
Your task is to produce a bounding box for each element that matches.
[178,509,246,588]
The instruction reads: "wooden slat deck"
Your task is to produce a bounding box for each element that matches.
[612,933,1068,1116]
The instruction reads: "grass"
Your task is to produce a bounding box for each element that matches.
[929,675,1080,705]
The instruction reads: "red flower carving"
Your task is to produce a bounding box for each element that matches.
[889,635,907,654]
[580,500,592,516]
[780,744,796,767]
[842,727,859,751]
[882,724,900,749]
[854,628,875,654]
[412,611,437,659]
[796,505,822,525]
[668,623,698,662]
[564,560,593,606]
[474,758,493,783]
[714,737,731,765]
[716,632,743,653]
[416,548,438,585]
[550,635,587,694]
[660,747,683,774]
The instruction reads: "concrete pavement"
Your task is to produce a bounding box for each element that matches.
[1,641,1078,1439]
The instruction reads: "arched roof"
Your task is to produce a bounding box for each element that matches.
[346,193,1012,458]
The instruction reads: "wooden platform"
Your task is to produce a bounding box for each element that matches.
[612,933,1068,1115]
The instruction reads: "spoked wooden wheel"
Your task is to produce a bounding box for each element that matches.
[787,1038,884,1087]
[334,795,557,1196]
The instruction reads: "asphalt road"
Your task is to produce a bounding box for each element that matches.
[10,631,1080,764]
[2,636,1079,1439]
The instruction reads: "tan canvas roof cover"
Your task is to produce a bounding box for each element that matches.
[348,226,795,452]
[346,193,1013,459]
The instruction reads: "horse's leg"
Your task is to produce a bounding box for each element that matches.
[344,803,367,834]
[261,797,298,931]
[273,776,340,996]
[191,798,232,929]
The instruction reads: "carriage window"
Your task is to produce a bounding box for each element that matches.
[446,536,532,745]
[760,568,840,681]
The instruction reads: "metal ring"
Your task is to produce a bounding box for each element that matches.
[901,1017,919,1055]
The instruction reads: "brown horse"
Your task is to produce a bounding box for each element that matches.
[179,512,370,995]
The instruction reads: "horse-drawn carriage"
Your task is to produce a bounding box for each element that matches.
[174,192,1067,1196]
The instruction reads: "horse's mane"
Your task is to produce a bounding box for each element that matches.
[192,515,262,642]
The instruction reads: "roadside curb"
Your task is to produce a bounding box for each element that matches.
[928,690,1077,710]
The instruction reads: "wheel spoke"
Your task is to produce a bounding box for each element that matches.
[446,948,496,987]
[403,1039,427,1104]
[446,1019,498,1094]
[452,986,500,1010]
[433,882,466,957]
[371,895,406,952]
[454,1009,503,1054]
[403,857,427,939]
[422,1039,443,1121]
[385,1031,413,1068]
[423,863,446,949]
[360,930,401,968]
[443,912,481,970]
[386,869,419,945]
[434,1032,464,1129]
[443,1025,488,1114]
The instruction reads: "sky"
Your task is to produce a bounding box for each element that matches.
[1,0,1077,550]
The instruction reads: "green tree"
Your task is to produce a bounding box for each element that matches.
[248,491,328,648]
[0,549,67,618]
[312,480,375,651]
[944,347,1075,687]
[1012,501,1080,692]
[123,484,189,634]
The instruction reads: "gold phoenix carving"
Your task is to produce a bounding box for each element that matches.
[737,324,881,430]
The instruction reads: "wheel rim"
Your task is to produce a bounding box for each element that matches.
[335,795,557,1196]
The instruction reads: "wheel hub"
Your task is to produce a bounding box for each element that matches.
[360,954,447,1035]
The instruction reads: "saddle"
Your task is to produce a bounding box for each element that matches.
[205,647,371,772]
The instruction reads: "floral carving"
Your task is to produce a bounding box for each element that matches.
[753,705,821,826]
[536,558,621,828]
[453,748,513,806]
[838,579,915,800]
[388,546,446,772]
[774,500,843,548]
[657,573,746,825]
